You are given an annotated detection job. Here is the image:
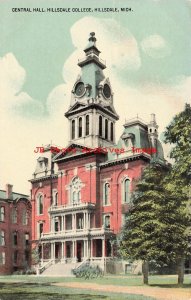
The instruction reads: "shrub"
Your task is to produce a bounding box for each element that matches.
[73,264,103,279]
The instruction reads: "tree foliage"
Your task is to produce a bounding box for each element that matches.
[120,104,191,284]
[164,103,191,183]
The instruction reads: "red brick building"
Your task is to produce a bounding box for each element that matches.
[30,33,166,274]
[0,184,31,274]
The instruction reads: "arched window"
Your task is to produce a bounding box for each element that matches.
[99,116,102,137]
[105,119,108,139]
[104,183,110,205]
[124,178,130,203]
[38,195,43,215]
[71,177,82,204]
[85,115,89,136]
[110,122,114,141]
[72,120,75,139]
[78,117,82,138]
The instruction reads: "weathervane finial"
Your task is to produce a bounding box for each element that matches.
[89,32,96,43]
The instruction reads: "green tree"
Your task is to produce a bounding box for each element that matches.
[163,103,191,284]
[120,163,168,284]
[120,162,190,285]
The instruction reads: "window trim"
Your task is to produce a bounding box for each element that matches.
[122,177,131,204]
[103,214,111,229]
[37,193,44,215]
[103,182,110,206]
[0,230,5,246]
[0,252,5,265]
[0,206,5,222]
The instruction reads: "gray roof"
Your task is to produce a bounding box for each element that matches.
[0,190,29,201]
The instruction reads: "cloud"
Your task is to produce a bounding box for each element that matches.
[141,34,171,58]
[67,16,141,79]
[0,53,44,117]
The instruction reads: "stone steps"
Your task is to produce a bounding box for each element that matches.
[41,262,79,276]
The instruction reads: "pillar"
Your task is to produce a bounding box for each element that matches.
[41,243,44,262]
[84,212,86,229]
[72,214,76,231]
[91,239,94,258]
[102,238,105,258]
[82,115,85,137]
[51,242,55,260]
[75,117,77,139]
[62,215,65,231]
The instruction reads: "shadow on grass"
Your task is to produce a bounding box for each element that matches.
[0,282,108,300]
[0,293,106,300]
[149,284,191,288]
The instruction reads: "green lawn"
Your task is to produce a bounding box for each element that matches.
[0,274,190,300]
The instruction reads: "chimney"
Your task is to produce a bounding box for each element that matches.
[6,184,13,199]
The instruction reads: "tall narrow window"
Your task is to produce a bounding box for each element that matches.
[72,119,75,139]
[71,177,82,204]
[110,122,114,141]
[0,252,5,265]
[104,183,110,205]
[104,215,110,229]
[13,232,18,246]
[25,233,30,246]
[38,195,43,215]
[55,221,59,232]
[39,223,43,237]
[55,192,58,206]
[124,179,130,203]
[105,119,108,139]
[85,115,89,136]
[0,206,5,222]
[22,208,28,225]
[99,116,102,137]
[12,208,17,224]
[78,117,82,137]
[0,230,5,246]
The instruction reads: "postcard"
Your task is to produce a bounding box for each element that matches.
[0,1,191,299]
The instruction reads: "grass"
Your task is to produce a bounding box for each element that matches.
[0,274,190,300]
[0,281,154,300]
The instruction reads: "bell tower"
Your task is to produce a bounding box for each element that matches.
[65,32,119,148]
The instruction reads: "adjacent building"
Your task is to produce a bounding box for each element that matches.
[30,33,166,274]
[0,184,31,274]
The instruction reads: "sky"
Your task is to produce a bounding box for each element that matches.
[0,0,191,194]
